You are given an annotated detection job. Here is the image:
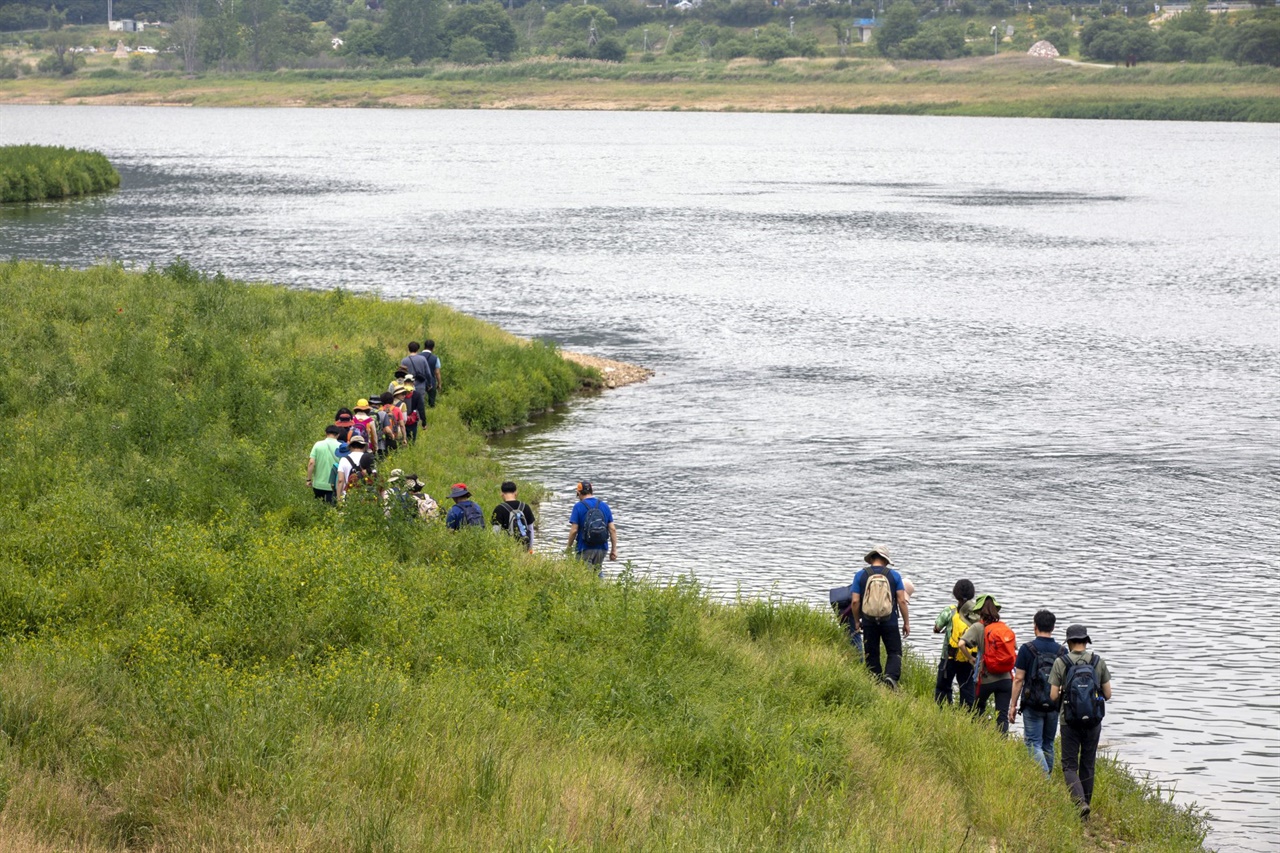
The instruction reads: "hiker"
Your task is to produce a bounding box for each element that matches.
[933,579,978,707]
[387,365,410,397]
[351,399,379,455]
[335,432,375,502]
[445,483,485,530]
[960,594,1017,733]
[1009,609,1065,776]
[848,545,910,690]
[306,424,342,503]
[376,392,403,457]
[400,342,433,438]
[491,480,535,552]
[421,339,442,408]
[333,407,354,442]
[403,475,439,519]
[1051,624,1113,818]
[566,481,616,574]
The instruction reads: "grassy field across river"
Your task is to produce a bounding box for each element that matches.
[0,261,1210,850]
[1,55,1277,120]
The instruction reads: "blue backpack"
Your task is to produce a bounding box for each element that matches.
[1061,652,1106,727]
[581,498,608,548]
[460,500,484,527]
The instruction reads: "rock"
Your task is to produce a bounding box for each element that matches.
[1028,40,1060,58]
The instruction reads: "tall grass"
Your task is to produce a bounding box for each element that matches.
[0,262,1208,850]
[0,145,120,203]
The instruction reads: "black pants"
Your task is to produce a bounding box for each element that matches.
[408,389,426,441]
[976,677,1012,734]
[935,658,976,707]
[312,487,335,504]
[861,616,902,682]
[1061,722,1102,807]
[426,386,438,408]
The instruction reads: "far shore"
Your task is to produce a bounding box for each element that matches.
[1,55,1276,121]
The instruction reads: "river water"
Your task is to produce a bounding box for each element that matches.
[2,106,1277,850]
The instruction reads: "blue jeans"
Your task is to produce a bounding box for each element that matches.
[1022,707,1059,775]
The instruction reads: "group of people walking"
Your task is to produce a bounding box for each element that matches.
[303,340,620,566]
[845,546,1114,819]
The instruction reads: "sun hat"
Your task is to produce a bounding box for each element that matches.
[973,593,1002,611]
[335,441,350,458]
[347,432,367,447]
[403,373,415,382]
[902,578,915,601]
[404,475,423,492]
[335,413,353,424]
[394,366,407,377]
[449,483,471,499]
[393,386,408,398]
[1065,624,1091,643]
[355,398,371,411]
[863,545,892,564]
[387,468,403,485]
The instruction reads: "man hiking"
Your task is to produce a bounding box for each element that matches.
[400,342,432,441]
[306,424,342,503]
[1009,609,1065,775]
[421,339,442,408]
[567,481,616,575]
[1051,624,1113,818]
[848,545,910,690]
[491,480,536,552]
[933,578,978,707]
[445,483,485,530]
[335,432,375,502]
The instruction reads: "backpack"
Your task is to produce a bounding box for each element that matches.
[949,609,975,663]
[505,502,531,547]
[1022,642,1062,711]
[982,621,1017,676]
[376,408,392,439]
[1061,653,1106,727]
[350,416,377,451]
[860,567,895,620]
[460,500,484,527]
[581,498,609,548]
[344,452,376,490]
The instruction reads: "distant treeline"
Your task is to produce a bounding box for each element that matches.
[0,145,121,203]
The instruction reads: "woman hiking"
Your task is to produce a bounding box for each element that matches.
[960,593,1017,734]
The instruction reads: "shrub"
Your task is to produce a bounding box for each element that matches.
[0,145,120,203]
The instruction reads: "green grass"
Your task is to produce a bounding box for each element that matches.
[0,261,1210,850]
[0,145,120,203]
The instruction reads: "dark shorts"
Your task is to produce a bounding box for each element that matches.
[313,487,336,504]
[578,548,607,567]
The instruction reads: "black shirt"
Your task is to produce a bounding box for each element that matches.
[491,500,535,538]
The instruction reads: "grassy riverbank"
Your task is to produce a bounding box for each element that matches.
[0,145,120,202]
[0,261,1209,850]
[1,56,1277,120]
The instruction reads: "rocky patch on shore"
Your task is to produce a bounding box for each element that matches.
[561,351,654,389]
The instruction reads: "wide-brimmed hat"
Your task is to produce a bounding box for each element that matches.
[973,593,1002,611]
[387,468,404,485]
[404,475,423,492]
[347,432,367,447]
[393,386,408,398]
[1065,624,1091,643]
[864,545,892,564]
[449,483,470,499]
[335,413,353,424]
[335,441,350,458]
[354,398,371,411]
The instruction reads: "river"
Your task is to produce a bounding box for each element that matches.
[1,106,1277,850]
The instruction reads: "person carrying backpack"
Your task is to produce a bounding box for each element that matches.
[445,483,485,530]
[1009,609,1065,775]
[376,392,401,457]
[491,480,536,552]
[335,432,376,502]
[566,481,616,576]
[960,594,1016,733]
[933,578,978,708]
[849,545,911,690]
[400,342,432,441]
[1050,624,1113,818]
[306,424,343,504]
[350,399,379,455]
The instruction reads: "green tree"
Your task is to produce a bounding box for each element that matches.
[539,4,615,52]
[379,0,444,62]
[875,1,919,56]
[1165,0,1212,34]
[448,34,488,63]
[1225,8,1280,64]
[593,33,625,61]
[443,0,517,60]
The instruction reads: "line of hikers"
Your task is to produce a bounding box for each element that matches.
[303,341,619,565]
[836,545,1114,819]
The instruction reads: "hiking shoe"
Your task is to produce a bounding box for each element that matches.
[1079,803,1091,820]
[881,676,899,692]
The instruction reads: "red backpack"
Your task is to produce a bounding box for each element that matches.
[983,621,1017,676]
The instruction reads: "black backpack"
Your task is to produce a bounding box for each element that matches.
[581,498,609,548]
[1061,652,1106,727]
[1021,642,1062,712]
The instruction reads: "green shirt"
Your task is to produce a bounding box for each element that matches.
[1049,650,1111,687]
[309,437,340,492]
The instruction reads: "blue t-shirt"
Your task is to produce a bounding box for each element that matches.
[569,497,613,552]
[849,566,905,618]
[446,500,483,530]
[1015,636,1064,673]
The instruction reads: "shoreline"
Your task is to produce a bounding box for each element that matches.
[560,350,654,389]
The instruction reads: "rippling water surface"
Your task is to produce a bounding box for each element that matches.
[2,106,1277,850]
